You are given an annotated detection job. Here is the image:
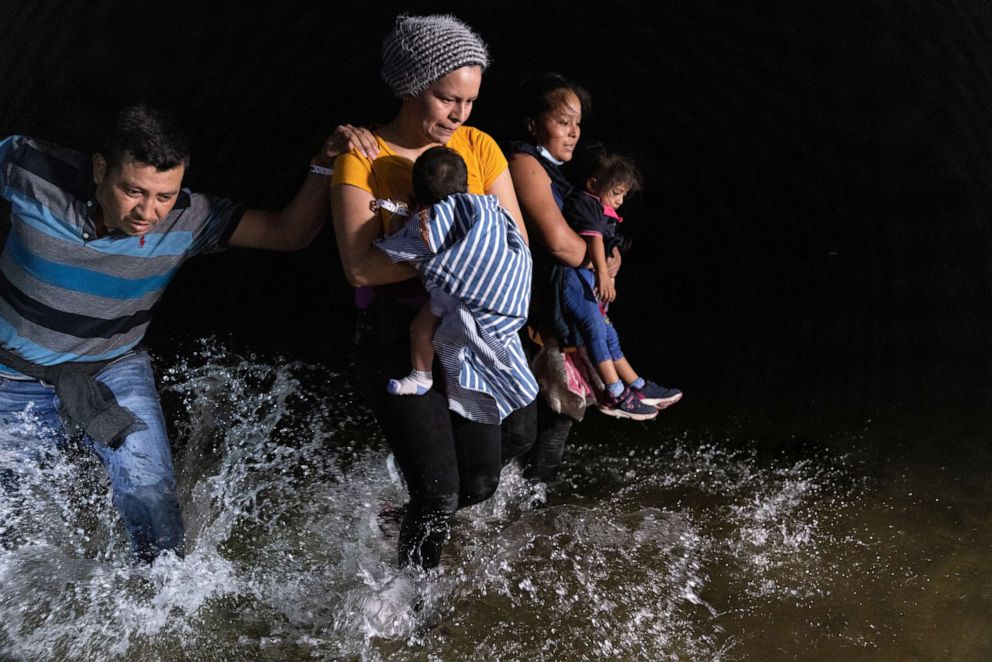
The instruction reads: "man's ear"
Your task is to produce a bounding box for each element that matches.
[526,118,536,139]
[92,153,107,185]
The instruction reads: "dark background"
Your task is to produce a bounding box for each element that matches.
[2,0,991,424]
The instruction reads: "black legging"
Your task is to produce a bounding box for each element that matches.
[527,397,573,483]
[354,295,534,568]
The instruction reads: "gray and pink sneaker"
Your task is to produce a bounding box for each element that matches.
[599,387,659,421]
[633,380,683,409]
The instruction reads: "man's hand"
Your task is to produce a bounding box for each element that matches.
[313,124,378,167]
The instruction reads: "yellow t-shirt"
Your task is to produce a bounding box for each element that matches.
[332,125,508,235]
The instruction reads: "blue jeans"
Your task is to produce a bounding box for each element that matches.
[561,268,624,365]
[0,350,183,562]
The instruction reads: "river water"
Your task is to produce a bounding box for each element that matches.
[1,341,988,661]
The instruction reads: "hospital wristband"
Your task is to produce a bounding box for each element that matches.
[309,162,334,176]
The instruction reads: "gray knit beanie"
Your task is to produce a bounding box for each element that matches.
[381,14,490,98]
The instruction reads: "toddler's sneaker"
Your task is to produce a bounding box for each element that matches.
[599,387,659,421]
[634,380,683,409]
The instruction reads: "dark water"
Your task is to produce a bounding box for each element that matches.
[2,1,992,659]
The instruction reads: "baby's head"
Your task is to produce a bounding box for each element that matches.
[413,146,469,205]
[572,143,643,210]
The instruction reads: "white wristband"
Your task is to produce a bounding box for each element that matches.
[309,163,334,176]
[372,198,409,216]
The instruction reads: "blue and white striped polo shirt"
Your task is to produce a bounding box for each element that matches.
[0,135,243,371]
[376,192,538,424]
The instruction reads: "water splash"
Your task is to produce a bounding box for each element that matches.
[0,341,874,660]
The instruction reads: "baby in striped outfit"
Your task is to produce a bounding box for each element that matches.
[378,147,464,395]
[373,146,536,424]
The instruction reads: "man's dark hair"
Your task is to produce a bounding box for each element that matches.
[100,103,190,171]
[571,142,643,195]
[412,146,468,205]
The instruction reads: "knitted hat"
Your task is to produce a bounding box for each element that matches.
[381,14,490,98]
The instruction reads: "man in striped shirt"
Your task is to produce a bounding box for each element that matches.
[0,104,374,562]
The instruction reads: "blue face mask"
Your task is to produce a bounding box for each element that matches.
[536,145,565,166]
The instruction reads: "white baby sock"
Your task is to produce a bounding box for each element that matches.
[387,369,433,396]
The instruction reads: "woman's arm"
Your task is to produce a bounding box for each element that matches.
[485,168,528,244]
[330,183,418,287]
[508,153,586,267]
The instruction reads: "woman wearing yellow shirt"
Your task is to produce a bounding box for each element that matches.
[330,14,533,570]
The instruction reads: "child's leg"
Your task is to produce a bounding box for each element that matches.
[613,357,640,385]
[600,307,682,410]
[599,313,632,398]
[595,359,622,393]
[609,330,683,409]
[409,303,437,373]
[561,269,619,389]
[598,319,646,387]
[387,303,437,396]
